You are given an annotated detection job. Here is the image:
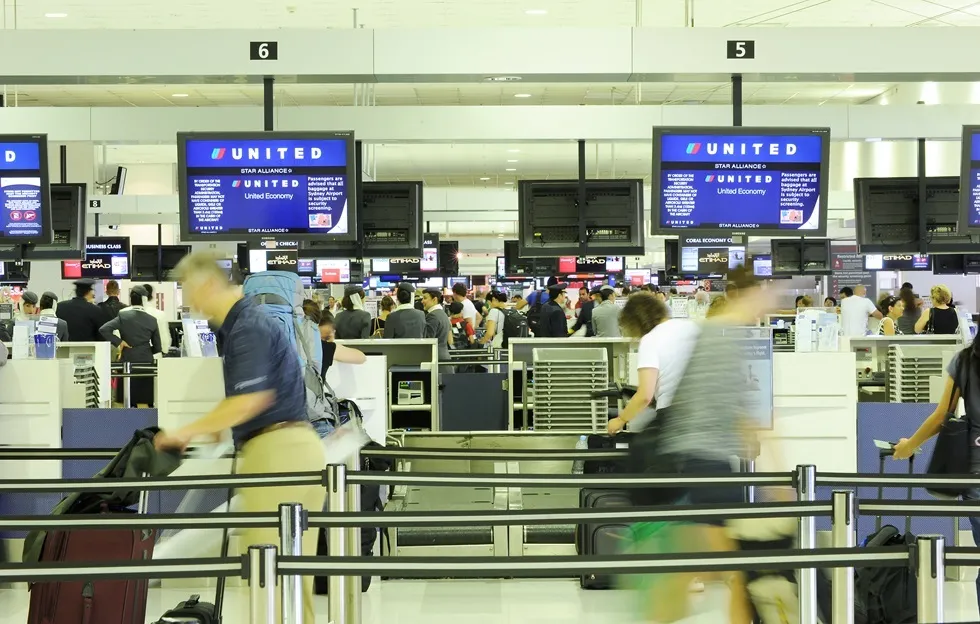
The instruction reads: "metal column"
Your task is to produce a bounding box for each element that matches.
[327,464,349,624]
[122,361,132,408]
[263,77,275,132]
[916,535,945,624]
[796,465,817,624]
[279,503,306,624]
[248,544,278,624]
[345,450,362,624]
[830,490,855,624]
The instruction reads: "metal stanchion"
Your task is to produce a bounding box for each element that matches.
[248,544,278,624]
[796,464,817,624]
[279,503,306,624]
[345,449,362,624]
[122,361,132,408]
[327,464,349,624]
[916,535,945,624]
[830,490,855,624]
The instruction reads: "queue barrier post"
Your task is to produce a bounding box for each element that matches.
[830,490,855,624]
[796,464,817,624]
[327,464,349,624]
[122,361,132,408]
[916,535,945,624]
[248,544,278,624]
[345,448,362,624]
[279,503,306,624]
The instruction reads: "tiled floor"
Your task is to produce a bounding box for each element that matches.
[0,579,976,623]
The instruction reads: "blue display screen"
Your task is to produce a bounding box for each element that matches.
[0,141,45,239]
[967,131,980,227]
[181,136,350,237]
[657,132,824,232]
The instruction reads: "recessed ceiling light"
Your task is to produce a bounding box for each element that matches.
[44,12,68,18]
[525,9,548,15]
[171,93,189,98]
[506,168,517,172]
[484,76,522,82]
[479,177,491,181]
[507,159,519,163]
[504,182,515,185]
[514,93,532,98]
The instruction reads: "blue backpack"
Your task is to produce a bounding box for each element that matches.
[242,271,337,425]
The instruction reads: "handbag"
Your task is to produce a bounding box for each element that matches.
[925,355,971,498]
[627,407,689,506]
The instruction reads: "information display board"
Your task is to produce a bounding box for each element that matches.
[62,237,130,279]
[679,236,746,275]
[624,268,651,287]
[864,254,931,271]
[653,127,830,236]
[0,135,52,244]
[382,234,439,275]
[961,125,980,232]
[752,255,773,277]
[177,131,356,241]
[316,259,351,283]
[556,256,625,275]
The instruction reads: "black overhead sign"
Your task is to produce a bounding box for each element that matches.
[727,40,755,59]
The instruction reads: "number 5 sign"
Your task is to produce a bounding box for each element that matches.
[249,41,279,61]
[726,40,755,59]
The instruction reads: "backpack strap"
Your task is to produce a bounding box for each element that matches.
[253,293,291,307]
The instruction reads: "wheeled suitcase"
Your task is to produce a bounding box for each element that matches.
[576,488,632,589]
[28,493,154,624]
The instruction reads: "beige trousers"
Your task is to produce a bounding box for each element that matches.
[237,424,326,624]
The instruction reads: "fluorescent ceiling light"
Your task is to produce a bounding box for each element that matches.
[484,76,522,82]
[514,93,532,98]
[865,137,882,142]
[507,159,519,163]
[504,182,515,185]
[171,93,189,98]
[479,177,491,181]
[44,12,68,17]
[525,9,548,15]
[506,168,517,172]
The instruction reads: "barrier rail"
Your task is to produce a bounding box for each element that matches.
[3,450,980,623]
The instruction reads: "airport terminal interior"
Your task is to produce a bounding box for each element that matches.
[9,1,980,623]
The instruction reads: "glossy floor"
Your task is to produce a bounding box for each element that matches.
[0,579,976,623]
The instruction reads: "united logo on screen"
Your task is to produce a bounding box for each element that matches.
[210,148,227,160]
[684,141,799,157]
[208,146,326,162]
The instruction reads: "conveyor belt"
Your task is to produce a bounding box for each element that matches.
[521,488,578,545]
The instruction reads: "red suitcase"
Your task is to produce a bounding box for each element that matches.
[28,501,154,624]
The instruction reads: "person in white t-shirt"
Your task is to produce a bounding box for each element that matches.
[607,292,700,434]
[452,282,481,328]
[839,285,882,337]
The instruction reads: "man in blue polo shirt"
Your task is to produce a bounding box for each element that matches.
[155,252,325,623]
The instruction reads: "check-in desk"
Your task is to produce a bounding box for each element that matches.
[845,335,962,403]
[2,341,112,409]
[506,338,636,431]
[337,339,438,432]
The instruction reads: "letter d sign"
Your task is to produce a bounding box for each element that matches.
[3,150,14,163]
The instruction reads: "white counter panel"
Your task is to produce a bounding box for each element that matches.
[758,352,857,474]
[0,359,64,480]
[156,357,224,431]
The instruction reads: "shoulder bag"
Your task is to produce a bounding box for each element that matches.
[925,355,971,498]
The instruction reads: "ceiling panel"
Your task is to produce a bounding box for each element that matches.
[11,0,980,28]
[0,81,893,107]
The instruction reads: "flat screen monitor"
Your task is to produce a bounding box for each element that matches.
[0,261,29,282]
[0,134,52,245]
[316,259,351,284]
[0,182,87,261]
[387,233,439,275]
[131,245,191,281]
[517,179,645,256]
[371,258,390,273]
[854,176,977,253]
[496,256,506,277]
[297,258,315,275]
[679,235,746,276]
[771,239,832,276]
[624,268,651,287]
[177,131,356,242]
[62,236,130,280]
[248,248,298,273]
[863,254,931,271]
[960,125,980,232]
[439,240,459,276]
[652,126,830,237]
[752,255,773,277]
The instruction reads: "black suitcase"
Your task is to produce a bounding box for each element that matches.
[584,433,632,475]
[576,488,632,590]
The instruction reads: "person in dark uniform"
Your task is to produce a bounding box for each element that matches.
[100,286,162,407]
[334,285,372,339]
[37,292,70,342]
[421,287,452,360]
[535,283,570,338]
[383,282,426,339]
[57,279,111,341]
[98,280,126,320]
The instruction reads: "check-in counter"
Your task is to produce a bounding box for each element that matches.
[758,351,858,475]
[506,337,636,431]
[337,339,438,431]
[844,335,962,403]
[3,341,112,408]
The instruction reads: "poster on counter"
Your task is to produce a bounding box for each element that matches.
[723,327,774,430]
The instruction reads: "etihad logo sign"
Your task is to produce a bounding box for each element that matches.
[210,146,325,161]
[883,255,914,261]
[685,142,798,157]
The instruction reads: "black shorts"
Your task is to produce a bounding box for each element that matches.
[676,458,742,527]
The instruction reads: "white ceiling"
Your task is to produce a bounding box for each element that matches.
[8,0,980,28]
